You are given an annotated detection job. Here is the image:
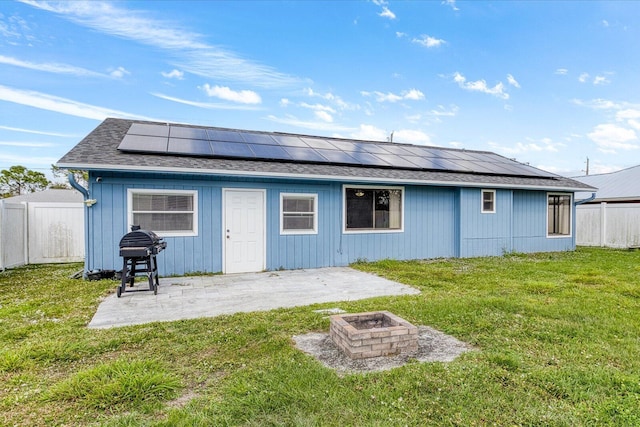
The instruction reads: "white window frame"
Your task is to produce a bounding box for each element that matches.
[481,189,496,214]
[280,192,318,235]
[546,192,572,238]
[342,184,405,234]
[127,188,198,237]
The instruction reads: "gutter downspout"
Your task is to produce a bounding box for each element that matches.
[68,173,89,199]
[574,192,596,206]
[68,173,91,278]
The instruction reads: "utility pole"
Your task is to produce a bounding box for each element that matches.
[584,157,590,176]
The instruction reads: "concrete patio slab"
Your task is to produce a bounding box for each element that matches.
[88,267,420,329]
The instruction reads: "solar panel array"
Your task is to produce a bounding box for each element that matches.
[117,123,557,178]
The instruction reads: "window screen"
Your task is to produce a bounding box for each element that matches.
[281,193,317,234]
[130,191,197,235]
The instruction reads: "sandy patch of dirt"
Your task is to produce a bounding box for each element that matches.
[293,326,473,374]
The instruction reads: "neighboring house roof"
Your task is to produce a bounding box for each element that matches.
[2,188,84,203]
[58,118,593,192]
[573,165,640,202]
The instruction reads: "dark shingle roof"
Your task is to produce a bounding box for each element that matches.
[58,118,594,191]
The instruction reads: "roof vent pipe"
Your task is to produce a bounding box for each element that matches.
[68,172,89,199]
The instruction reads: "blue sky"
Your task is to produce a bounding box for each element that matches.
[1,0,639,181]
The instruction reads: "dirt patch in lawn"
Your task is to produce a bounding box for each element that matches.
[293,326,474,374]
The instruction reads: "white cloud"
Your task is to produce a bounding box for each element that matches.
[442,0,459,11]
[488,138,565,156]
[593,75,610,85]
[303,88,354,111]
[361,89,425,103]
[200,84,261,104]
[628,120,640,131]
[279,98,291,107]
[109,66,130,79]
[314,110,333,123]
[393,129,431,145]
[379,6,396,19]
[452,72,509,99]
[265,114,355,132]
[161,69,184,80]
[578,72,590,83]
[587,123,638,152]
[428,104,459,117]
[0,141,54,147]
[0,152,58,166]
[0,125,77,137]
[0,55,106,77]
[349,124,388,141]
[396,32,407,38]
[616,109,640,121]
[0,84,156,121]
[22,0,303,88]
[507,74,520,88]
[572,98,622,110]
[412,35,446,48]
[151,92,261,110]
[555,68,568,75]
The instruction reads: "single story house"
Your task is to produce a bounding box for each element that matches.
[57,118,594,276]
[573,165,640,248]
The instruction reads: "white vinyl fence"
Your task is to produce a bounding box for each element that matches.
[0,201,84,269]
[576,202,640,248]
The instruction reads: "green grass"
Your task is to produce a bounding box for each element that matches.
[1,248,639,426]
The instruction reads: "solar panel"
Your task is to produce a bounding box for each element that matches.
[347,151,392,167]
[207,129,245,143]
[211,141,256,158]
[170,126,208,140]
[168,138,212,156]
[314,148,359,164]
[241,133,277,145]
[247,144,293,161]
[116,122,558,179]
[282,146,327,162]
[300,137,339,150]
[271,134,309,148]
[128,123,169,137]
[119,134,168,152]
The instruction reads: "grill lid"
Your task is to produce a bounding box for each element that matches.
[119,229,164,248]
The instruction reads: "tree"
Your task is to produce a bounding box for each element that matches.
[51,165,88,189]
[0,165,50,198]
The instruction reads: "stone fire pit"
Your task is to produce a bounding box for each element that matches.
[329,311,418,359]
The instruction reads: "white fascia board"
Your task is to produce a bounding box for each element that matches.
[56,162,593,192]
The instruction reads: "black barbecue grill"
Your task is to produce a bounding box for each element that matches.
[117,227,167,297]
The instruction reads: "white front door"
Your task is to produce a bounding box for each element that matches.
[223,189,266,274]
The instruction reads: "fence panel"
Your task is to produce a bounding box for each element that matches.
[27,202,85,263]
[0,202,27,269]
[576,202,640,248]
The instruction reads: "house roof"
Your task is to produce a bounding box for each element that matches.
[572,165,640,202]
[58,118,594,192]
[2,188,84,203]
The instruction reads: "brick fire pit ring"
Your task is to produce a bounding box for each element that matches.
[329,311,418,359]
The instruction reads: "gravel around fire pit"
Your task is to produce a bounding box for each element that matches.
[293,326,474,374]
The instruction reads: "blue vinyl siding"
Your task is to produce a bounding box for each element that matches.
[512,190,575,253]
[84,171,576,276]
[459,188,513,257]
[336,185,456,264]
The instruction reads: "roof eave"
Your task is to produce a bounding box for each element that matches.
[56,161,595,192]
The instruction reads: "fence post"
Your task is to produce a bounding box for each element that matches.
[600,202,607,247]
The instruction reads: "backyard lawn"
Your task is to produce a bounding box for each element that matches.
[1,247,639,426]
